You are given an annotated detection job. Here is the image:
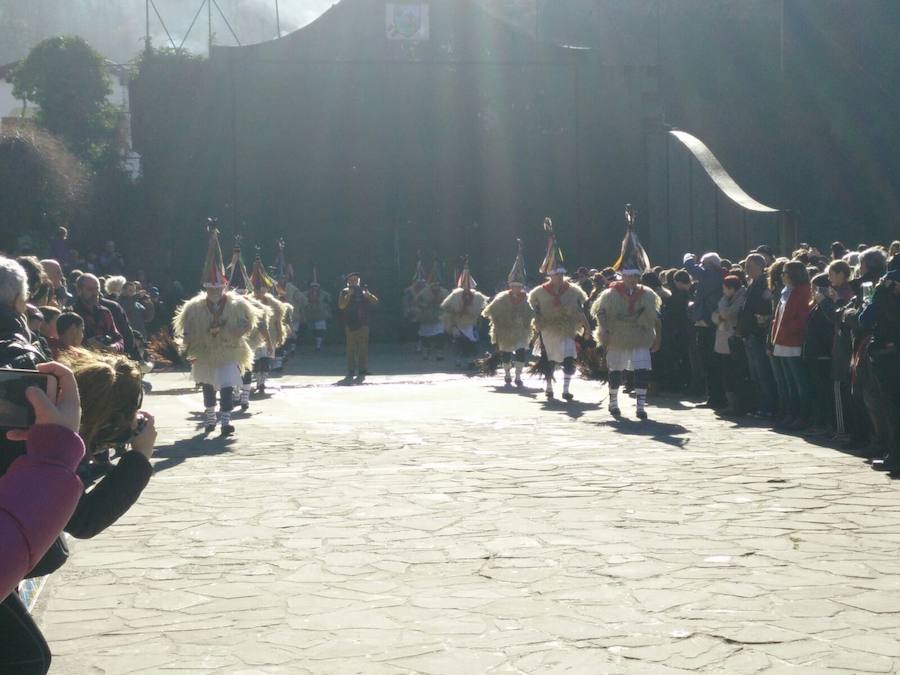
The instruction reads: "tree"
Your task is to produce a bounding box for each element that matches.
[0,128,87,248]
[9,36,116,161]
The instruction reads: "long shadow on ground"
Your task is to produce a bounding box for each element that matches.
[591,418,690,448]
[152,433,237,474]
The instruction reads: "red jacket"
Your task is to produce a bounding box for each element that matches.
[771,283,812,348]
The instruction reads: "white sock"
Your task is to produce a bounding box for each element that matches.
[503,365,512,379]
[515,362,524,380]
[258,372,267,387]
[240,384,251,404]
[563,373,572,394]
[608,386,619,409]
[221,411,232,426]
[636,388,648,413]
[204,407,216,425]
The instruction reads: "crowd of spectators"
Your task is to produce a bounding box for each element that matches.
[0,229,898,672]
[572,239,900,474]
[0,249,159,673]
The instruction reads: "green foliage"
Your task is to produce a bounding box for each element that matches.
[9,36,116,161]
[0,128,87,247]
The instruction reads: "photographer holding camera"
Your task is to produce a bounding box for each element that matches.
[338,273,379,385]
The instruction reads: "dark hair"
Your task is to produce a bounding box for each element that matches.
[39,305,61,323]
[831,241,846,255]
[723,275,742,290]
[768,257,788,292]
[673,269,691,285]
[640,271,661,289]
[56,312,84,335]
[811,273,831,289]
[784,260,810,286]
[827,260,851,279]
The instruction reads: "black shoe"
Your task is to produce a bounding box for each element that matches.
[220,423,235,436]
[504,376,513,387]
[240,402,250,413]
[339,374,355,386]
[562,392,574,402]
[636,409,648,421]
[609,406,622,418]
[355,373,366,385]
[205,424,216,434]
[545,390,555,400]
[514,378,523,388]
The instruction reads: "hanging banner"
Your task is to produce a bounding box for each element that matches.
[386,3,430,41]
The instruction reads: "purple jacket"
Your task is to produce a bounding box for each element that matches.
[0,425,85,597]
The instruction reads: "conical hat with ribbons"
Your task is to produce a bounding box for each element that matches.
[507,239,527,287]
[227,235,251,292]
[456,256,477,291]
[612,204,651,276]
[202,218,228,288]
[538,217,566,275]
[249,249,275,292]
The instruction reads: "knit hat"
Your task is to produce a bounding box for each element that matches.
[249,250,275,292]
[227,236,251,292]
[613,205,651,276]
[201,218,228,288]
[539,217,566,275]
[507,239,527,287]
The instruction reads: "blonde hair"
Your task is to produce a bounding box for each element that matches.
[105,275,127,296]
[58,348,142,449]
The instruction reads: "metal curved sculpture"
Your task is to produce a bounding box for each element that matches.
[669,130,779,213]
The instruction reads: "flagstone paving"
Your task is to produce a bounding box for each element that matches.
[36,353,900,673]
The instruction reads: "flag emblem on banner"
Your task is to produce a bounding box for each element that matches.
[386,3,430,41]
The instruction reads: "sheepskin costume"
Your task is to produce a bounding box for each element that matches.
[527,280,588,363]
[483,290,534,352]
[173,290,261,389]
[591,282,660,355]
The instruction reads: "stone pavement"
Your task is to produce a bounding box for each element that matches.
[35,349,900,674]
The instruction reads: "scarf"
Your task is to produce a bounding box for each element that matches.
[611,281,645,314]
[542,280,570,307]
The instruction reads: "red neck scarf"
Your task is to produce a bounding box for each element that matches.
[542,280,570,307]
[611,281,645,314]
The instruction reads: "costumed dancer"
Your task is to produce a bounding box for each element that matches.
[415,260,448,360]
[403,257,427,353]
[224,237,269,412]
[306,267,331,352]
[271,238,297,366]
[441,257,488,369]
[591,205,660,419]
[527,218,589,401]
[173,221,260,435]
[249,251,290,394]
[482,239,534,387]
